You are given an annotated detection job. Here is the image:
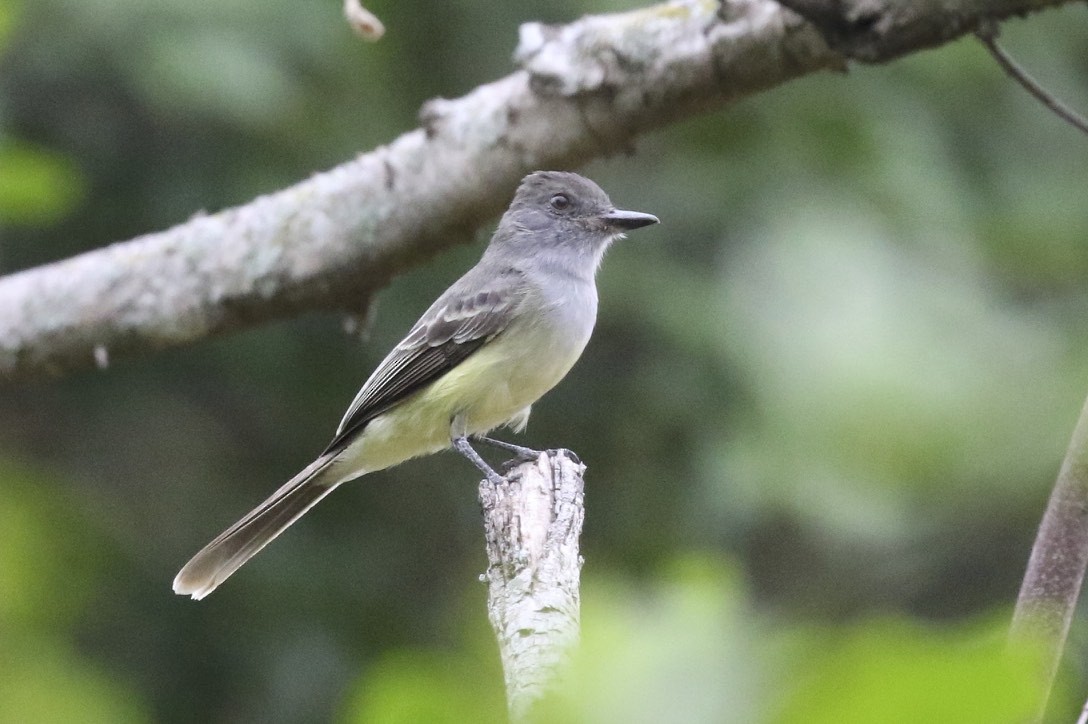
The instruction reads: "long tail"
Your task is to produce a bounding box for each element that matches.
[173,455,341,600]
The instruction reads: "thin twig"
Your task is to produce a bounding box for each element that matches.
[977,22,1088,136]
[1010,392,1088,721]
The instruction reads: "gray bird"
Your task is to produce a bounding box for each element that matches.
[173,170,659,599]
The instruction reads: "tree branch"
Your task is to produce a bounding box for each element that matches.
[774,0,1068,62]
[479,450,585,721]
[0,0,1075,382]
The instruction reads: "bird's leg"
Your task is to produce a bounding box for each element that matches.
[451,436,507,486]
[474,435,541,462]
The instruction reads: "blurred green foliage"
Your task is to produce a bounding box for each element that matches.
[0,1,17,49]
[773,616,1047,724]
[344,559,1052,723]
[0,465,148,722]
[2,0,1088,721]
[0,140,84,224]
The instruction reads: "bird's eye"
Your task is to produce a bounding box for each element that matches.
[549,194,570,211]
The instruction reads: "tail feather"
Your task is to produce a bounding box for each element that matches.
[174,456,340,600]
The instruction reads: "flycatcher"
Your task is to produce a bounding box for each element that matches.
[174,170,658,599]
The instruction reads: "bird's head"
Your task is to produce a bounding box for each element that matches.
[496,171,658,263]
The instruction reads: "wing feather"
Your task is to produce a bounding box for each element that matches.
[323,268,525,454]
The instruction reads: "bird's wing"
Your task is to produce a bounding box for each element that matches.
[323,267,526,454]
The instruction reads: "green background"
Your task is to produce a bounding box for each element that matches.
[2,0,1087,721]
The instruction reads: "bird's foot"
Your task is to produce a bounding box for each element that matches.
[452,436,507,486]
[495,445,582,472]
[553,448,582,466]
[474,436,542,463]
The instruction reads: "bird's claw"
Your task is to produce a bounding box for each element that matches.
[555,448,582,465]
